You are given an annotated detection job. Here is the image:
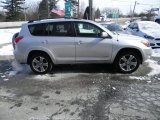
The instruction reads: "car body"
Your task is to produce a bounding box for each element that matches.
[100,22,131,35]
[126,21,160,48]
[14,18,151,74]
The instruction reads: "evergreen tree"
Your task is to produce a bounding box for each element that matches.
[1,0,25,21]
[39,0,49,19]
[95,8,101,18]
[38,0,59,19]
[48,0,59,10]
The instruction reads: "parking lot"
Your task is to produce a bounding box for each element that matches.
[0,40,160,120]
[1,21,160,120]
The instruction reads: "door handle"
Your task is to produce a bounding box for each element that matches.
[41,40,48,44]
[78,41,83,45]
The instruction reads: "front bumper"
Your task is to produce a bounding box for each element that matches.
[142,47,152,62]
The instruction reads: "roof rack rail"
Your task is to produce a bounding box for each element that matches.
[28,17,80,23]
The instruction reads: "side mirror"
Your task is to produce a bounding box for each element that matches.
[101,32,109,38]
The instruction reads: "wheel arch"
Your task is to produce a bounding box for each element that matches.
[27,50,55,64]
[114,48,143,64]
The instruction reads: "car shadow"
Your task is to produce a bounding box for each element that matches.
[50,64,116,74]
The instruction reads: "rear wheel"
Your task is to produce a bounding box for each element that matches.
[114,51,140,73]
[29,53,53,74]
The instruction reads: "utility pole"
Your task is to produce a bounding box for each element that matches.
[78,0,80,18]
[132,1,137,20]
[89,0,93,20]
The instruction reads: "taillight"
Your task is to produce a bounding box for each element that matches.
[15,36,23,43]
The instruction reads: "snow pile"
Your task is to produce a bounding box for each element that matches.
[152,48,160,57]
[0,44,13,56]
[129,76,150,81]
[145,59,160,76]
[9,60,24,77]
[0,28,20,45]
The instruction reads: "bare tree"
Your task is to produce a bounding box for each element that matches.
[102,7,120,18]
[25,1,40,20]
[0,11,5,21]
[79,1,86,18]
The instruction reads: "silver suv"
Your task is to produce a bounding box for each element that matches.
[13,18,151,74]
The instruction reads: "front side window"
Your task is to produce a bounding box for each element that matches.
[128,23,134,29]
[106,23,123,32]
[48,22,74,37]
[75,22,103,37]
[133,23,139,29]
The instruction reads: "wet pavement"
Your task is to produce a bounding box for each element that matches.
[0,54,160,120]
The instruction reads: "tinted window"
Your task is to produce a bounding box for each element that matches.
[105,23,123,31]
[75,22,103,37]
[28,23,48,36]
[128,23,134,29]
[48,22,74,36]
[155,19,160,24]
[133,23,138,29]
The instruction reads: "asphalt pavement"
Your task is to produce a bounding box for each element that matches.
[0,53,160,120]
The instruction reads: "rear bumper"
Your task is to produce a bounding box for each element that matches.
[14,49,27,64]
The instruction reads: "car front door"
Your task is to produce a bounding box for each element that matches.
[74,22,113,63]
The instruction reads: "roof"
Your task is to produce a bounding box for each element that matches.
[27,18,95,25]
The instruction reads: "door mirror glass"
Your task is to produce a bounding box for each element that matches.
[101,32,109,38]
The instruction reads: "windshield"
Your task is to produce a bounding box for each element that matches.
[101,23,123,32]
[139,22,160,30]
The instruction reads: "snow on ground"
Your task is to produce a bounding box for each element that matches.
[152,48,160,57]
[146,59,160,76]
[0,28,20,45]
[0,44,13,56]
[129,76,151,81]
[8,60,29,77]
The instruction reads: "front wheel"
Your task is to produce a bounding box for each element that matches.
[29,53,53,74]
[114,51,140,73]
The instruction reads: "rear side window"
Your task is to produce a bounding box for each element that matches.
[48,22,74,36]
[28,23,48,36]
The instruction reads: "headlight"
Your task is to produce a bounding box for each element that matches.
[141,40,150,47]
[144,35,154,40]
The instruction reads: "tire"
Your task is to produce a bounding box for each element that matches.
[114,51,140,73]
[29,53,53,74]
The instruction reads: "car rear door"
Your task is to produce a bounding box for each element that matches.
[47,21,76,64]
[74,21,113,63]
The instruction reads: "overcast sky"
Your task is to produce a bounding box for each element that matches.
[57,0,160,15]
[0,0,160,15]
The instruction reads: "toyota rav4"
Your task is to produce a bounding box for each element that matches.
[13,18,152,74]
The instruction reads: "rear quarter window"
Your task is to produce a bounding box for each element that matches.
[28,23,48,36]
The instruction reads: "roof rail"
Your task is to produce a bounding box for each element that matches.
[28,17,80,23]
